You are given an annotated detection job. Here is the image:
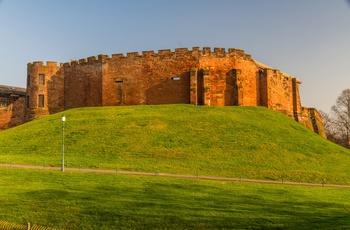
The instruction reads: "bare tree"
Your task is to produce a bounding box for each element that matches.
[319,110,338,143]
[327,89,350,148]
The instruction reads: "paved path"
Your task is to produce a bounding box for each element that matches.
[1,163,350,189]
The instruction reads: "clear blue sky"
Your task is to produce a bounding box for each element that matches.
[1,0,349,112]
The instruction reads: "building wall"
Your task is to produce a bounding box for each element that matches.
[263,69,296,116]
[100,47,261,107]
[26,61,62,120]
[23,47,325,137]
[198,48,259,106]
[7,97,26,128]
[63,57,103,109]
[0,94,26,131]
[47,66,65,114]
[102,48,198,106]
[0,106,12,131]
[297,107,326,137]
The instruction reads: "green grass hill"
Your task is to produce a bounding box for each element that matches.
[1,104,349,184]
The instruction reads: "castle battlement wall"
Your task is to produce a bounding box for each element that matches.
[27,47,252,71]
[28,61,60,68]
[60,47,250,68]
[22,46,325,137]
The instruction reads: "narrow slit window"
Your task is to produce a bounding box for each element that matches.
[172,77,180,81]
[39,74,45,85]
[38,94,44,107]
[26,96,30,108]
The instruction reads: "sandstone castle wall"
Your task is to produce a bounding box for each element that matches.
[0,85,26,131]
[1,47,325,137]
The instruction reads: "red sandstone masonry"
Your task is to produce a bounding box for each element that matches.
[22,47,325,137]
[0,99,26,131]
[0,85,26,131]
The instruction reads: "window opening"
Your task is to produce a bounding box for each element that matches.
[26,96,30,108]
[38,94,44,107]
[39,74,45,85]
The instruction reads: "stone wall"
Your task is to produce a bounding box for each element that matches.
[7,97,26,128]
[198,48,258,106]
[0,86,26,131]
[26,61,62,120]
[98,47,262,107]
[0,107,12,131]
[63,57,103,109]
[102,49,198,106]
[298,107,326,137]
[24,47,325,137]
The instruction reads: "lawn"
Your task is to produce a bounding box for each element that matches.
[0,105,350,184]
[0,168,349,229]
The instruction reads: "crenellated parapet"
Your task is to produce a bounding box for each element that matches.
[22,46,324,136]
[62,56,100,68]
[28,61,60,68]
[53,47,253,69]
[25,47,263,76]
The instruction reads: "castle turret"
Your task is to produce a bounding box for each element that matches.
[26,61,62,120]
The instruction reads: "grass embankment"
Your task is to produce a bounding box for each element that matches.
[0,104,349,184]
[1,168,350,229]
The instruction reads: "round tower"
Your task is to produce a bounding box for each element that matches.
[26,61,60,121]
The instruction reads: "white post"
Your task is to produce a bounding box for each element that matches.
[61,115,66,172]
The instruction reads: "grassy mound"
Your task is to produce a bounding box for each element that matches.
[0,104,349,184]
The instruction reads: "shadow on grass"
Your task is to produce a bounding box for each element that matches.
[5,171,350,229]
[73,182,350,229]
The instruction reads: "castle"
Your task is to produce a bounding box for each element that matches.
[1,47,325,136]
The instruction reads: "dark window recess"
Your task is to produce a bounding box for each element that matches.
[115,80,124,83]
[171,77,181,81]
[38,94,44,107]
[27,75,30,86]
[26,96,30,108]
[39,74,45,85]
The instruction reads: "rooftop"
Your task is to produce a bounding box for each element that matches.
[0,85,26,96]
